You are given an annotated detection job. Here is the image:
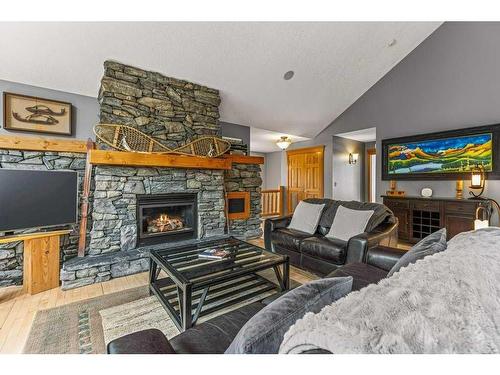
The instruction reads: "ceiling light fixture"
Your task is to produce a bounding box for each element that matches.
[283,71,294,80]
[276,136,292,150]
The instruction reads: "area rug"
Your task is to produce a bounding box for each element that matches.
[24,270,301,354]
[23,286,150,354]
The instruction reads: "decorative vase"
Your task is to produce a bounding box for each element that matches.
[456,180,464,199]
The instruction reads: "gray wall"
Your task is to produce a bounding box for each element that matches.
[264,22,500,220]
[0,79,99,139]
[332,136,365,201]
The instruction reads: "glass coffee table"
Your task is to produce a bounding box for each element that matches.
[149,236,290,331]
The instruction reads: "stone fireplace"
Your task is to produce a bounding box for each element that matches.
[137,193,197,246]
[0,60,263,290]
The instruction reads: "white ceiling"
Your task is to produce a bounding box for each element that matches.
[250,127,309,153]
[0,22,441,140]
[336,127,377,142]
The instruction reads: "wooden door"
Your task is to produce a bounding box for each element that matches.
[287,146,324,214]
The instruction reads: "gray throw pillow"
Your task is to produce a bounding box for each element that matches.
[224,276,353,354]
[288,201,326,234]
[326,205,374,241]
[387,228,447,277]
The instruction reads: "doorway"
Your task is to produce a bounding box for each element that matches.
[286,145,324,214]
[367,148,376,202]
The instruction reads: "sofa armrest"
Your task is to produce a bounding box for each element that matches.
[345,218,399,264]
[345,233,369,263]
[264,215,293,251]
[365,246,405,272]
[107,329,176,354]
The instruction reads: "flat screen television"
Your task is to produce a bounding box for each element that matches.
[0,169,78,232]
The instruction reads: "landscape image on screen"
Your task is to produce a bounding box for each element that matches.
[388,133,493,175]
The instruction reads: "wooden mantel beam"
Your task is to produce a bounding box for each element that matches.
[88,149,233,170]
[0,134,88,153]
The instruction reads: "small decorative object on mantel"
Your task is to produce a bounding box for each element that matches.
[223,136,248,156]
[421,187,433,198]
[386,180,405,197]
[456,180,464,199]
[3,92,72,135]
[94,123,231,158]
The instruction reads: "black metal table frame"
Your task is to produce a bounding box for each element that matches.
[148,238,290,332]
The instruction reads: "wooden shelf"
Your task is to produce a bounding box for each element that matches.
[0,135,88,153]
[222,154,264,164]
[88,149,233,170]
[0,230,72,244]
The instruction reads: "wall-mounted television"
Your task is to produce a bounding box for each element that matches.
[0,169,78,232]
[382,124,500,180]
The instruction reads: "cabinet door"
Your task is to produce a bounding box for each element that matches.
[445,214,474,240]
[393,209,409,240]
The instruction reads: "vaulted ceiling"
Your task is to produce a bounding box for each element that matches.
[0,22,441,138]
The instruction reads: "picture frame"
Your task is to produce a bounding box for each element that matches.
[3,92,73,136]
[381,123,500,180]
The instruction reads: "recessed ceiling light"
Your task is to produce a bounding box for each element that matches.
[283,71,294,80]
[388,39,397,47]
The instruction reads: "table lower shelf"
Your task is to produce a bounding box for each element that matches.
[150,273,279,331]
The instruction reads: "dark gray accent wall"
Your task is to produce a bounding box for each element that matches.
[220,121,250,149]
[264,22,500,213]
[332,136,365,201]
[0,79,99,139]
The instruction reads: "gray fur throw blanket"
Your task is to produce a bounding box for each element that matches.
[279,228,500,354]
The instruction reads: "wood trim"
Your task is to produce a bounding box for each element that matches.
[222,154,264,165]
[88,149,232,170]
[0,134,88,153]
[367,148,376,203]
[261,186,284,217]
[0,230,72,244]
[226,191,251,220]
[78,139,96,257]
[286,145,325,156]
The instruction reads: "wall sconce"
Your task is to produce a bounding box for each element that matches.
[469,164,485,198]
[348,153,359,165]
[276,136,292,150]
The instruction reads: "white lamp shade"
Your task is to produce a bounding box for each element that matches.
[471,173,482,187]
[474,219,489,230]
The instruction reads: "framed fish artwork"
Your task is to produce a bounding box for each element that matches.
[3,92,73,135]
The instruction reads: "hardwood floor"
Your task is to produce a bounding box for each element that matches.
[0,237,316,354]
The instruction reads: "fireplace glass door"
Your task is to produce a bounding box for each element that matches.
[137,193,197,246]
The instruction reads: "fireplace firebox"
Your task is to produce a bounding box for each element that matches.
[136,193,197,246]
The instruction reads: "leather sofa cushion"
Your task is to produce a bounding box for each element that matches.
[327,262,388,291]
[271,228,312,252]
[107,328,175,354]
[169,302,264,354]
[300,236,347,264]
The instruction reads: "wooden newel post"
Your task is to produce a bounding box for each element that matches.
[78,139,95,257]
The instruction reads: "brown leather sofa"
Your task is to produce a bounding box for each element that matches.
[107,245,404,354]
[264,198,398,276]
